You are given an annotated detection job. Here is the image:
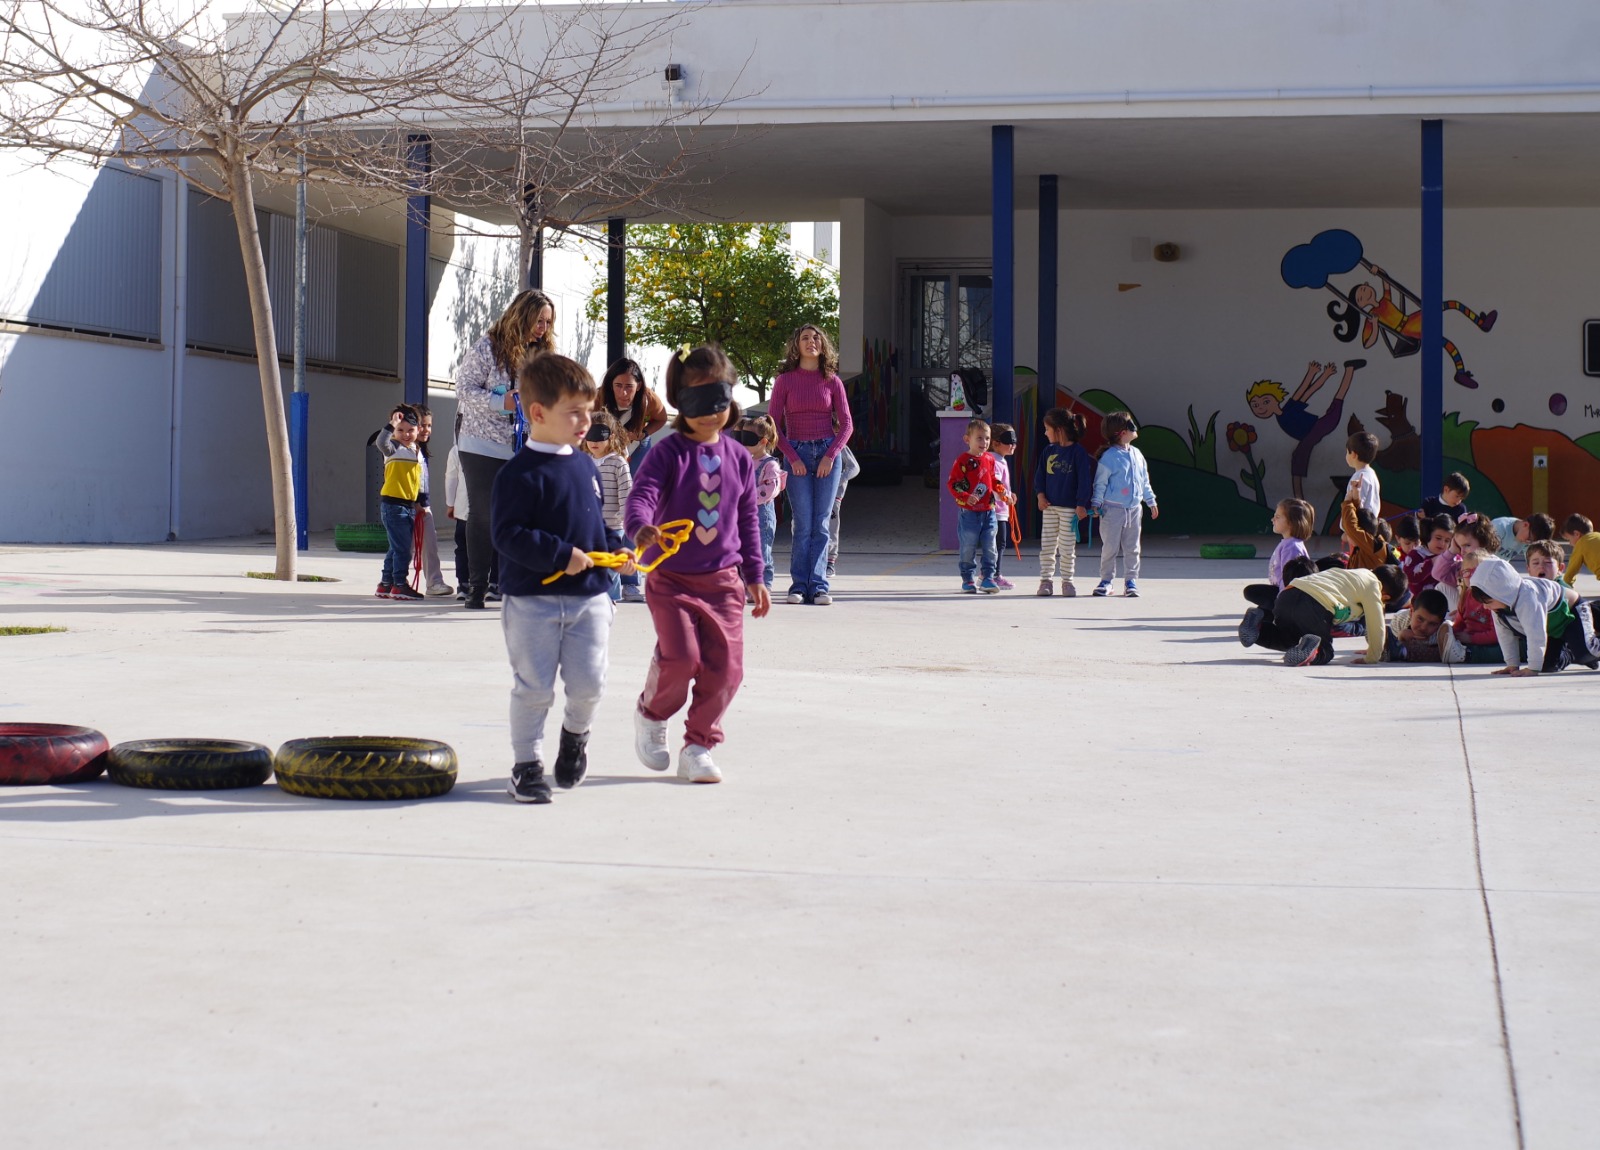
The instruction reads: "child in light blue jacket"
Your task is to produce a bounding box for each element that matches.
[1090,410,1158,597]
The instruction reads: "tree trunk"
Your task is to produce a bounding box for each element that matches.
[227,161,298,580]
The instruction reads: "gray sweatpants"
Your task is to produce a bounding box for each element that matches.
[1097,504,1144,583]
[501,591,614,762]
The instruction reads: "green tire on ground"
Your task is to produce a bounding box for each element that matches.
[107,739,274,790]
[274,736,457,801]
[1199,543,1258,560]
[333,523,390,553]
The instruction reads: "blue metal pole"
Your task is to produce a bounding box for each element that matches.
[992,125,1015,428]
[1036,174,1058,541]
[292,108,309,551]
[1420,120,1444,491]
[404,134,431,407]
[607,217,626,366]
[291,392,309,549]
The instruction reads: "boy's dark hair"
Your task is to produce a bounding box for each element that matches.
[1352,505,1380,538]
[1422,513,1455,540]
[1413,588,1449,618]
[1044,408,1087,442]
[518,353,598,407]
[1527,513,1556,540]
[1102,410,1137,439]
[1442,471,1471,495]
[1282,555,1317,584]
[1469,584,1496,605]
[1375,518,1395,544]
[1394,514,1422,543]
[670,344,742,433]
[1563,512,1595,536]
[1278,498,1314,541]
[1345,432,1379,464]
[1372,564,1405,601]
[1526,538,1565,565]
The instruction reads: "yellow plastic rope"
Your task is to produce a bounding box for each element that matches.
[540,519,695,585]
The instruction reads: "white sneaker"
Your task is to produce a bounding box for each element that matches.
[785,592,805,605]
[426,583,454,597]
[813,592,832,606]
[678,743,722,784]
[1441,633,1467,665]
[634,708,670,771]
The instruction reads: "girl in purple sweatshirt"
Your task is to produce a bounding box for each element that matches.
[625,345,770,785]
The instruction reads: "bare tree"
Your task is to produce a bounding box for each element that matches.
[0,0,727,577]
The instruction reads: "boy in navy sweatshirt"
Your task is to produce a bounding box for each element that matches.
[490,353,630,803]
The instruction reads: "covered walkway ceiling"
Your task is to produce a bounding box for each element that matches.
[628,112,1600,222]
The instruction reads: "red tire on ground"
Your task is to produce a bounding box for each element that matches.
[0,723,110,785]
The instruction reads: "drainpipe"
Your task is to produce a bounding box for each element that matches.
[167,167,188,542]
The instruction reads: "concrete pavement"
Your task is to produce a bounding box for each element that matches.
[1,528,1595,1149]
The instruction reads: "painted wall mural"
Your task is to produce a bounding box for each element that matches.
[1055,225,1598,537]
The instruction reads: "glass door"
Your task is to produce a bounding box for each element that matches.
[908,272,993,412]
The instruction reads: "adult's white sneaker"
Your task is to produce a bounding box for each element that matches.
[634,708,670,771]
[678,744,722,784]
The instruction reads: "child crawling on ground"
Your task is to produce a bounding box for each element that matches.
[1239,564,1406,666]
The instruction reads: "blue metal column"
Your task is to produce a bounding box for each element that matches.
[404,134,432,406]
[1420,120,1444,490]
[1037,174,1058,411]
[607,217,626,366]
[992,125,1015,427]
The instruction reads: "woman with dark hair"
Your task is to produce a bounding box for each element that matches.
[453,288,555,609]
[768,324,853,606]
[596,357,667,468]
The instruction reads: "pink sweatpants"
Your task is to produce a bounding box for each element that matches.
[638,565,746,749]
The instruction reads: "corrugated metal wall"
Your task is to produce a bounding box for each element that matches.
[191,189,397,376]
[21,166,161,339]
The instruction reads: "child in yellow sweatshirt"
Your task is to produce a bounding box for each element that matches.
[1238,564,1407,666]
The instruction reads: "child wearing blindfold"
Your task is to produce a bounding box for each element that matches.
[625,345,770,784]
[583,411,638,604]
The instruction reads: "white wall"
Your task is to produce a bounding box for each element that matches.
[868,203,1600,506]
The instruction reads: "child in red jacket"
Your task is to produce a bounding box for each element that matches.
[946,418,1008,594]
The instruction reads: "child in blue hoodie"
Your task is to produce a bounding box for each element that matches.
[1090,411,1158,597]
[1033,408,1095,597]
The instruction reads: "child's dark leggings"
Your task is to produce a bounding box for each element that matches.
[1254,587,1335,664]
[1243,583,1279,609]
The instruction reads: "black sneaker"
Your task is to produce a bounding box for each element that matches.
[390,582,424,601]
[508,760,551,803]
[553,728,589,790]
[1238,608,1266,648]
[1283,635,1321,667]
[464,588,486,610]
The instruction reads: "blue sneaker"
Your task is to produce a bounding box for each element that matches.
[1092,580,1111,597]
[1124,581,1139,597]
[978,577,1000,594]
[961,581,977,594]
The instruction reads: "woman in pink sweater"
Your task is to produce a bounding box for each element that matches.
[767,325,854,605]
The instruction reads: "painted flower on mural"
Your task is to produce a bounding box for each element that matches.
[1226,422,1269,506]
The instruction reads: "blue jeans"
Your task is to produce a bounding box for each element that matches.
[605,528,638,600]
[757,501,777,587]
[957,508,997,583]
[379,502,415,586]
[783,439,842,597]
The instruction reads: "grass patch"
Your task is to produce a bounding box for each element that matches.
[0,625,66,637]
[245,572,340,583]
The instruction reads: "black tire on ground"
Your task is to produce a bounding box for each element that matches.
[273,736,457,801]
[1200,543,1258,560]
[107,739,274,790]
[0,723,109,785]
[334,523,390,553]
